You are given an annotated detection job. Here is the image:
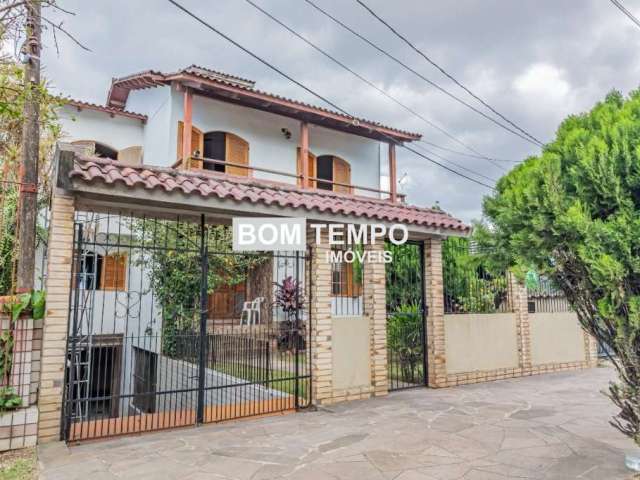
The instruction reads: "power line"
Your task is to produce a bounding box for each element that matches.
[302,0,520,168]
[418,140,519,164]
[610,0,640,30]
[244,0,505,171]
[411,143,498,183]
[247,0,529,162]
[167,0,495,191]
[355,0,544,148]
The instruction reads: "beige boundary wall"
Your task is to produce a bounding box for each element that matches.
[307,227,388,405]
[425,238,599,388]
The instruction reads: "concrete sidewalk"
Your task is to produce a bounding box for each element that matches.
[39,366,635,479]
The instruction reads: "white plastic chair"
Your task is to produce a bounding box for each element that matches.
[240,297,265,325]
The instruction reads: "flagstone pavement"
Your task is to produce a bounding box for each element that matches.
[38,366,637,479]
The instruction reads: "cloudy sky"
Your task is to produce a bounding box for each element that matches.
[39,0,640,222]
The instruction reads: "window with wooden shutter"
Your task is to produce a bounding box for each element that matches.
[296,148,317,188]
[331,259,362,297]
[100,254,127,291]
[332,156,352,194]
[176,121,204,168]
[225,133,250,177]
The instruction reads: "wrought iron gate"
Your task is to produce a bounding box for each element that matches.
[61,211,310,442]
[385,241,427,391]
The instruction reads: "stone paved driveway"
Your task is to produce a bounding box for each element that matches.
[39,366,636,479]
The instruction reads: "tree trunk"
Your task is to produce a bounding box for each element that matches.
[16,0,41,292]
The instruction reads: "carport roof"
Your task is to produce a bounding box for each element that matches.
[59,154,470,234]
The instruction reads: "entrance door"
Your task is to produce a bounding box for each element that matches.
[385,241,427,391]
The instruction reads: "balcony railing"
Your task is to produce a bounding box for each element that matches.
[171,156,405,202]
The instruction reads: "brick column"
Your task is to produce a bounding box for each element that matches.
[38,190,75,442]
[584,332,599,367]
[424,237,446,387]
[509,273,532,372]
[307,227,333,405]
[364,242,387,397]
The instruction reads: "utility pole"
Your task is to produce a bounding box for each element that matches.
[16,0,41,293]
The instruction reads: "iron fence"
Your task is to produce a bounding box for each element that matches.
[442,238,511,314]
[385,241,427,391]
[61,210,311,442]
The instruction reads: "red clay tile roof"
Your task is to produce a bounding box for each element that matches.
[67,156,469,233]
[65,99,148,121]
[105,65,421,142]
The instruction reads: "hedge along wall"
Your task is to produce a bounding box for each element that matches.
[437,238,597,388]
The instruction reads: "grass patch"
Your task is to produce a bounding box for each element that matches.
[0,448,36,480]
[213,361,308,398]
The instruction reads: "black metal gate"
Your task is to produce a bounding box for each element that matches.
[61,211,310,442]
[385,241,427,391]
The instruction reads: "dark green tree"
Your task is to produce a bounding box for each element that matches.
[477,89,640,445]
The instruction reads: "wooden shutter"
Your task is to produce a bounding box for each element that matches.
[176,122,205,169]
[296,148,317,188]
[225,133,249,177]
[100,254,127,291]
[117,146,143,166]
[332,157,352,193]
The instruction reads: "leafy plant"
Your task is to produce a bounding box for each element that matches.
[274,276,305,351]
[0,387,22,413]
[132,220,267,357]
[0,330,13,383]
[387,304,423,384]
[476,89,640,446]
[30,290,46,320]
[385,242,422,310]
[443,237,508,314]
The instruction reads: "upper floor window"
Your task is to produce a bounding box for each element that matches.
[203,131,250,177]
[176,124,249,176]
[299,154,352,194]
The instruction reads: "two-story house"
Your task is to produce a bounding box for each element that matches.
[41,64,471,442]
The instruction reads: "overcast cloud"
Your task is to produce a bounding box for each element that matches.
[40,0,640,222]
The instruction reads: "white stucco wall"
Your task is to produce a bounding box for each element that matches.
[58,105,144,152]
[128,86,174,166]
[166,87,382,192]
[59,86,385,192]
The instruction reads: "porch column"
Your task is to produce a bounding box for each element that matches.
[364,242,388,397]
[38,189,76,442]
[509,272,532,372]
[299,121,309,188]
[307,226,333,404]
[424,237,447,387]
[388,143,397,202]
[182,87,193,169]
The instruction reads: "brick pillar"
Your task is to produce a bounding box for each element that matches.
[37,191,75,442]
[307,227,333,405]
[424,237,446,387]
[509,273,532,372]
[584,332,599,366]
[364,242,387,397]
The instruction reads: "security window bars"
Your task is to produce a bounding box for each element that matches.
[330,245,363,316]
